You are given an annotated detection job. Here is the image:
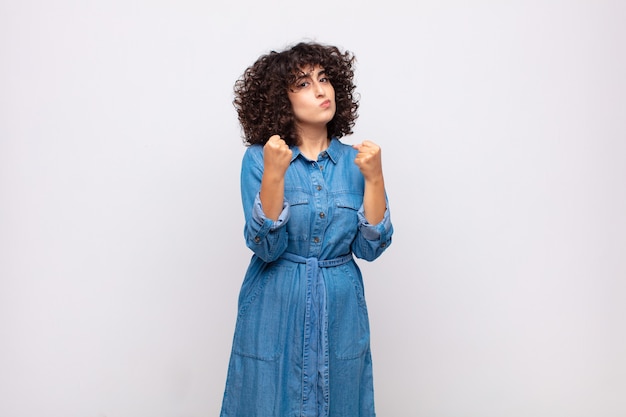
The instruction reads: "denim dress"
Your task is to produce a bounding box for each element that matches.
[220,138,393,417]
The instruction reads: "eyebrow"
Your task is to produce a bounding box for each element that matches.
[297,67,326,79]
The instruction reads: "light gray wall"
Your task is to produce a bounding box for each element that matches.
[1,1,625,416]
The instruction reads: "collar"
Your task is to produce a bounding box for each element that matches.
[290,138,342,164]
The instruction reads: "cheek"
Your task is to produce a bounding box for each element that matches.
[291,101,307,118]
[289,94,307,108]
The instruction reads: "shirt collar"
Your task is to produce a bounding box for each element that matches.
[290,137,342,164]
[325,138,342,164]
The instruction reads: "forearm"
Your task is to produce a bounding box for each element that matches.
[260,172,285,221]
[362,176,386,225]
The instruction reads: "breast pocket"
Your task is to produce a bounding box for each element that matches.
[330,192,362,246]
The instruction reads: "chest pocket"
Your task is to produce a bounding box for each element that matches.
[330,192,362,244]
[285,191,310,241]
[335,193,361,211]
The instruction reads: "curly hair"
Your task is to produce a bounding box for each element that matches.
[233,41,359,147]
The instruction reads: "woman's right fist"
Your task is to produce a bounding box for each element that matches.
[263,135,292,176]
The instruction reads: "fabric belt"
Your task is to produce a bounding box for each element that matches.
[279,252,353,417]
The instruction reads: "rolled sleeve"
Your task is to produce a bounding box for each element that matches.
[251,193,290,232]
[352,205,393,261]
[245,193,290,262]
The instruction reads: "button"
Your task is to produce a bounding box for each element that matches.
[316,185,322,191]
[313,237,320,243]
[319,212,325,218]
[380,242,386,248]
[254,236,260,243]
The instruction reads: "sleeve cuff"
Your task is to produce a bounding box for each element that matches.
[357,206,392,241]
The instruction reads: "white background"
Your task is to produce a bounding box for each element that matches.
[1,1,625,416]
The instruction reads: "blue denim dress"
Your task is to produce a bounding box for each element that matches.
[220,138,393,417]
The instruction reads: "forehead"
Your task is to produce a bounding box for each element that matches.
[296,64,325,77]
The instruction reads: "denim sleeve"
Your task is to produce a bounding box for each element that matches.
[351,203,393,261]
[241,146,290,262]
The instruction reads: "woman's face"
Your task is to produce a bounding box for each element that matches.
[287,65,336,129]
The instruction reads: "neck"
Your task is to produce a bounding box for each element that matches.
[296,126,330,160]
[298,136,330,160]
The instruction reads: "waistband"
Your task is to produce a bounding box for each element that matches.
[279,252,353,268]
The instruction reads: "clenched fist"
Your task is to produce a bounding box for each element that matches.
[352,140,384,183]
[263,135,292,177]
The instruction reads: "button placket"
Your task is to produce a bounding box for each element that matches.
[309,161,327,256]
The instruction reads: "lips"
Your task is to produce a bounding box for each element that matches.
[320,100,331,108]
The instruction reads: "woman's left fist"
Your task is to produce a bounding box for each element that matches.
[352,140,383,182]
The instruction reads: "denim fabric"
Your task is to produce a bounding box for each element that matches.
[220,138,393,417]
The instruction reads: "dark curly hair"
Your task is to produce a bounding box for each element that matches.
[233,41,359,147]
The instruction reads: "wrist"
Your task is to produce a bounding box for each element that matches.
[364,173,385,186]
[262,170,286,184]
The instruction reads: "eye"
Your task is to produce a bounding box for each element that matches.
[319,76,329,83]
[298,80,310,88]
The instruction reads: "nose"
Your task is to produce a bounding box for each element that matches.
[314,81,325,97]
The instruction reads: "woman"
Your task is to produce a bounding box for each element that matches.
[220,41,393,417]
